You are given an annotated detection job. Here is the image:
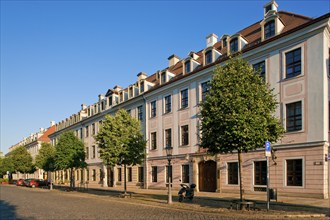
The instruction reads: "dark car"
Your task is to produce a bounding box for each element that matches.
[16,179,25,186]
[36,179,50,187]
[24,178,50,188]
[9,179,17,185]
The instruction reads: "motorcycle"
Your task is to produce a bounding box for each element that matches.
[178,183,196,202]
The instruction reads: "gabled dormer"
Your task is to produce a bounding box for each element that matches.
[183,52,201,74]
[137,72,148,94]
[220,35,229,49]
[227,34,248,55]
[203,47,221,65]
[159,69,175,85]
[260,1,284,41]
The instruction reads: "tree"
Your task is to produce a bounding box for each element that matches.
[10,146,35,176]
[95,109,146,195]
[35,142,56,189]
[200,56,284,202]
[0,157,14,177]
[54,131,86,189]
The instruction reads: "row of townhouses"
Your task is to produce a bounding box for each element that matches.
[11,1,330,199]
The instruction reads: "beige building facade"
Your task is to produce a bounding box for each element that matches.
[49,1,330,199]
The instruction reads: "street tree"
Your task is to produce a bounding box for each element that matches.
[9,145,35,177]
[35,142,56,189]
[95,109,146,195]
[0,156,14,177]
[200,56,284,202]
[54,131,86,189]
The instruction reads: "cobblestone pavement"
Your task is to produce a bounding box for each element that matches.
[0,185,328,220]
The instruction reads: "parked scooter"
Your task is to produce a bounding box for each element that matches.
[178,183,196,202]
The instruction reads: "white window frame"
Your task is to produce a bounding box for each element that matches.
[179,87,189,109]
[163,94,172,114]
[181,164,190,184]
[199,79,211,102]
[149,131,157,150]
[180,124,189,146]
[252,159,267,187]
[150,99,157,118]
[283,157,305,188]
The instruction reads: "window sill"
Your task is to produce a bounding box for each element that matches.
[285,129,304,134]
[163,112,172,116]
[179,144,189,148]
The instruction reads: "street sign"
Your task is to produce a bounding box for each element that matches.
[265,141,271,157]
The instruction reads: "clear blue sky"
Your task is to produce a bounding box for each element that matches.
[1,0,329,154]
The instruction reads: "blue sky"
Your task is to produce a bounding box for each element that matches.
[1,0,329,154]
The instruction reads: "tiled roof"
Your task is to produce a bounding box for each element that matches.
[38,125,56,142]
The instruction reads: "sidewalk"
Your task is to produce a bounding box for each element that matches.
[55,184,330,217]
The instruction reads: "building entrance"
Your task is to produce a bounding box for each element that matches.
[198,160,217,192]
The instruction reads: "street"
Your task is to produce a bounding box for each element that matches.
[0,185,238,220]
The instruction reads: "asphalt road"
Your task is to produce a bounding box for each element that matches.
[0,185,238,220]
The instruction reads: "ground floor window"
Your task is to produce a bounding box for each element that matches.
[166,165,172,183]
[254,160,267,185]
[138,167,144,183]
[92,169,96,181]
[181,164,189,183]
[127,167,132,182]
[286,158,303,186]
[86,169,89,181]
[81,170,84,182]
[118,168,122,182]
[152,166,157,182]
[227,162,238,185]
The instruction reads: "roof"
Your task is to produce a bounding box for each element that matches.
[38,125,56,142]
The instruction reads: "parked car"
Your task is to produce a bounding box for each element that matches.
[24,178,50,188]
[9,179,17,185]
[16,179,25,186]
[36,179,50,187]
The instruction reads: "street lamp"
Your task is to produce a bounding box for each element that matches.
[165,146,173,204]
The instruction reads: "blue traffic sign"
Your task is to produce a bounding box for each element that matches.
[265,141,271,157]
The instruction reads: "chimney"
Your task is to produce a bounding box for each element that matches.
[113,85,122,92]
[81,104,87,110]
[98,94,105,102]
[168,54,180,67]
[137,72,148,81]
[206,33,218,47]
[50,121,56,127]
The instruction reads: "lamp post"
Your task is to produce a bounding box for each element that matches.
[165,146,173,204]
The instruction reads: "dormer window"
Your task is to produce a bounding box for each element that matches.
[230,38,238,53]
[264,20,275,39]
[140,81,144,93]
[129,87,134,98]
[223,39,227,47]
[161,72,166,84]
[185,60,191,74]
[205,50,212,65]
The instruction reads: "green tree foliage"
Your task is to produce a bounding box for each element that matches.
[54,131,86,188]
[0,157,14,175]
[96,109,146,193]
[200,56,284,201]
[35,142,56,172]
[9,146,34,174]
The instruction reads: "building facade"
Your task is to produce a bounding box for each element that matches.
[49,1,330,198]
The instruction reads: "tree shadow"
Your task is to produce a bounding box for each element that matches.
[0,200,23,220]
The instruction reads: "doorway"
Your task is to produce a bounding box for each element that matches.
[198,160,217,192]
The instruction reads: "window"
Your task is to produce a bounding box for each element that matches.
[161,72,166,84]
[150,132,157,150]
[166,165,173,183]
[92,145,96,159]
[164,95,171,113]
[85,147,89,159]
[254,161,267,185]
[129,87,133,98]
[205,50,212,65]
[86,169,89,181]
[181,125,189,146]
[286,159,303,186]
[150,100,157,118]
[92,123,95,135]
[264,20,275,39]
[165,129,172,148]
[81,170,84,181]
[182,165,189,183]
[185,60,191,73]
[108,96,113,106]
[76,170,79,181]
[180,89,188,109]
[85,126,89,137]
[127,167,132,182]
[230,38,238,53]
[80,128,83,139]
[286,48,301,78]
[286,101,302,132]
[152,166,158,182]
[138,167,144,183]
[99,169,103,181]
[118,168,122,181]
[201,81,210,102]
[92,169,96,181]
[253,61,266,80]
[223,39,227,47]
[127,109,131,116]
[227,162,238,185]
[140,81,144,93]
[137,105,143,121]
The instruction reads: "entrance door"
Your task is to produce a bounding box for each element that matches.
[199,160,217,192]
[107,167,114,187]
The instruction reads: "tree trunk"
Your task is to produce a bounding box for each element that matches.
[70,168,74,189]
[238,150,244,202]
[48,171,53,190]
[124,164,127,195]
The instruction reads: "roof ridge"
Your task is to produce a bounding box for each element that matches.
[278,10,313,20]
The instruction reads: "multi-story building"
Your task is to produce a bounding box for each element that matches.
[8,121,56,179]
[49,1,330,198]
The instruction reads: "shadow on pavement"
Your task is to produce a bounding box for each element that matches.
[0,200,23,220]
